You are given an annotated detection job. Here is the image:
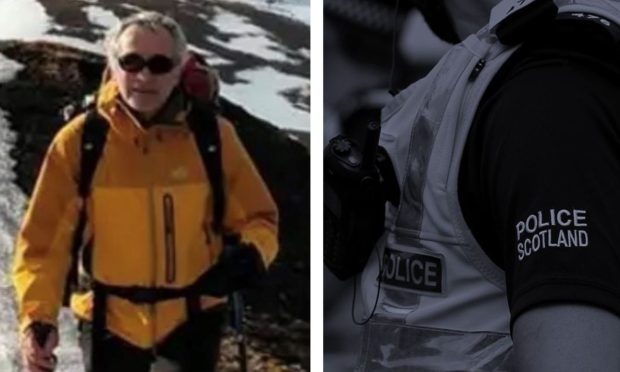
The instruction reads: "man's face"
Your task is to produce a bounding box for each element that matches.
[110,24,183,118]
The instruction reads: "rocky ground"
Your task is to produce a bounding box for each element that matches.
[0,40,309,371]
[218,313,309,371]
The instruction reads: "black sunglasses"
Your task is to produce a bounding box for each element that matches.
[117,53,176,75]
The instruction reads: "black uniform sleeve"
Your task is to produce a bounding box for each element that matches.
[512,304,620,372]
[462,43,620,328]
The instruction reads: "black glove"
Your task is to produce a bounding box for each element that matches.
[202,235,266,297]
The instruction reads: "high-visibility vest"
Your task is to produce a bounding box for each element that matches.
[356,0,620,370]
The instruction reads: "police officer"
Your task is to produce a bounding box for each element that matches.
[325,0,620,370]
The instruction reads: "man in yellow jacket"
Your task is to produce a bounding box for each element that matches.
[13,11,278,372]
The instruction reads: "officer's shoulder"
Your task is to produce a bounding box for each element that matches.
[487,62,596,124]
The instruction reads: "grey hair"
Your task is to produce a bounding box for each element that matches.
[104,11,188,63]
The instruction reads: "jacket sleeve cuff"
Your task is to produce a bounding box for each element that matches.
[240,231,278,268]
[19,314,58,335]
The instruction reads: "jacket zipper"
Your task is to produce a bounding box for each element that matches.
[442,53,491,187]
[163,193,176,283]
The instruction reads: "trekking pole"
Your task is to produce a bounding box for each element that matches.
[230,291,247,372]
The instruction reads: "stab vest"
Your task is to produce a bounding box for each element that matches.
[356,0,620,370]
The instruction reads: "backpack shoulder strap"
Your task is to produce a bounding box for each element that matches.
[63,108,109,306]
[187,101,225,234]
[78,109,109,197]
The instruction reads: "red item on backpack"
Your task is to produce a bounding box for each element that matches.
[181,53,220,105]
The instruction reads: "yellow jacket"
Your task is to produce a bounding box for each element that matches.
[12,79,279,348]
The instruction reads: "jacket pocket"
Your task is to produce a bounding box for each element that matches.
[163,193,176,283]
[154,184,210,285]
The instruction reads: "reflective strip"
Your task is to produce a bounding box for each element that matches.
[357,318,512,371]
[394,46,477,234]
[396,112,435,234]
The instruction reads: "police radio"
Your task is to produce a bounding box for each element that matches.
[324,122,386,280]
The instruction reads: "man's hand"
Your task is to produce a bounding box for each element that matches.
[203,236,266,297]
[221,240,266,289]
[20,322,58,372]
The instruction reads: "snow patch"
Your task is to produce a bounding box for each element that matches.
[0,55,24,84]
[0,109,27,370]
[189,45,234,66]
[0,0,104,55]
[232,0,310,25]
[208,7,291,63]
[0,108,85,371]
[83,6,121,31]
[0,0,49,40]
[221,66,308,131]
[40,35,104,55]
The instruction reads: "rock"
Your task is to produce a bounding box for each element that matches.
[0,40,309,370]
